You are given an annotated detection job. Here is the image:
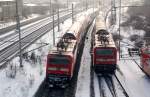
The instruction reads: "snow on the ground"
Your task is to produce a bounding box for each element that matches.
[0,14,41,29]
[102,78,112,97]
[75,20,93,97]
[116,38,150,97]
[0,11,67,39]
[93,74,113,97]
[117,58,150,97]
[120,27,145,38]
[94,73,100,97]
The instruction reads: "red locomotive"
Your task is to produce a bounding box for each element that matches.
[46,12,94,88]
[140,47,150,76]
[92,16,117,73]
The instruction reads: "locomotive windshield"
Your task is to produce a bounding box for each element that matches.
[96,49,113,55]
[144,49,150,54]
[48,55,70,65]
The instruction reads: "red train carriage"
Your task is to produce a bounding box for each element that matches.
[92,16,117,73]
[46,12,94,88]
[140,47,150,76]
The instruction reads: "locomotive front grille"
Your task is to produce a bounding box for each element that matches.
[94,64,116,73]
[46,74,71,86]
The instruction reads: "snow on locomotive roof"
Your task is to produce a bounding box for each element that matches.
[94,34,116,48]
[94,15,115,48]
[65,15,87,39]
[49,39,76,55]
[63,33,76,40]
[95,16,106,33]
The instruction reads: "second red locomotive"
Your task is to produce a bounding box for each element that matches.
[92,15,117,73]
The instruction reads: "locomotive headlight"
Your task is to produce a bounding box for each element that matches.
[96,59,115,61]
[96,59,105,61]
[48,67,57,70]
[107,59,115,61]
[60,68,69,72]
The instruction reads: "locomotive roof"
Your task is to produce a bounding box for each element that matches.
[48,13,91,56]
[94,15,116,48]
[66,15,87,39]
[95,16,106,33]
[49,39,77,55]
[94,33,116,48]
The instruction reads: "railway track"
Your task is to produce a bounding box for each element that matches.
[34,79,66,97]
[0,9,70,35]
[131,57,150,79]
[104,75,117,97]
[114,74,129,97]
[0,9,82,68]
[0,11,72,51]
[98,76,106,97]
[97,74,129,97]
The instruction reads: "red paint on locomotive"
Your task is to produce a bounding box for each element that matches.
[140,47,150,75]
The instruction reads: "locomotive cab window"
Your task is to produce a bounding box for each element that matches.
[96,49,113,55]
[144,49,150,54]
[48,56,70,65]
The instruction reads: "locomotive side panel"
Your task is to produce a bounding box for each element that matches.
[141,48,150,76]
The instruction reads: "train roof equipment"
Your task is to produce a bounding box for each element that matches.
[49,15,88,55]
[94,17,115,48]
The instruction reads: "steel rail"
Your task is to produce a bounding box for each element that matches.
[0,13,73,68]
[0,9,71,35]
[98,76,106,97]
[104,75,117,97]
[114,74,129,97]
[132,58,150,79]
[0,11,72,51]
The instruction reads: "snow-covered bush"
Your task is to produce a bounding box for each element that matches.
[22,52,29,61]
[112,33,123,41]
[30,52,38,65]
[6,62,17,78]
[28,74,35,87]
[129,34,141,42]
[134,40,144,48]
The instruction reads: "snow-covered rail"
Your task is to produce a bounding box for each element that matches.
[96,74,129,97]
[97,76,107,97]
[34,80,67,97]
[132,58,150,79]
[0,12,74,68]
[0,9,71,35]
[0,11,72,52]
[104,75,117,97]
[114,74,129,97]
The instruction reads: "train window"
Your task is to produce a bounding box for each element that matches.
[96,49,113,55]
[48,56,70,65]
[144,49,150,54]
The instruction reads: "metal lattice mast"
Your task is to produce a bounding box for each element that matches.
[119,0,121,60]
[15,0,23,67]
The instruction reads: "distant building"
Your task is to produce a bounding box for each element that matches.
[0,0,23,21]
[24,4,50,15]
